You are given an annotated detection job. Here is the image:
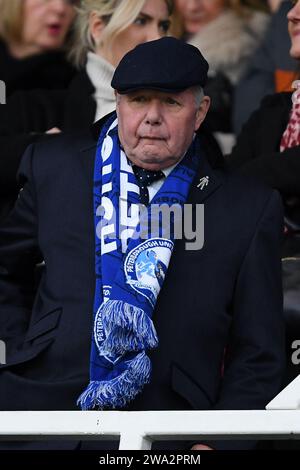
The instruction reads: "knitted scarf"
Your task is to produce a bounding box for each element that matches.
[77,113,200,410]
[280,81,300,151]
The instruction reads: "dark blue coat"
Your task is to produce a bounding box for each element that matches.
[0,116,285,450]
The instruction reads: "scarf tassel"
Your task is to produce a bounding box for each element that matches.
[99,300,158,356]
[77,351,151,410]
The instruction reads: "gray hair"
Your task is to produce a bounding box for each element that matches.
[116,86,204,106]
[192,86,204,108]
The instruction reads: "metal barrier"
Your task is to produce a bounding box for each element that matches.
[0,410,299,449]
[0,376,299,450]
[0,80,6,105]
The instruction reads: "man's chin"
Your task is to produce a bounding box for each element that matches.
[131,155,170,170]
[133,151,166,165]
[127,148,178,169]
[139,160,166,171]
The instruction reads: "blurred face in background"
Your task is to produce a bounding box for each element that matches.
[288,0,300,59]
[175,0,227,35]
[12,0,76,58]
[267,0,283,13]
[95,0,171,67]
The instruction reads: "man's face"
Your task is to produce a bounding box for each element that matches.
[116,89,210,171]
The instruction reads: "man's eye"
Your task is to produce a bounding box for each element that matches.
[132,96,147,103]
[165,98,179,105]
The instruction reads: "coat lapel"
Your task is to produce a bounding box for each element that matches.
[188,151,224,204]
[187,128,225,204]
[78,143,97,187]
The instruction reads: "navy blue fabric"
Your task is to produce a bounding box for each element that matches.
[0,118,285,450]
[111,37,209,93]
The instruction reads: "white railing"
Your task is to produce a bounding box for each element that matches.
[1,410,300,449]
[0,376,299,450]
[0,80,6,105]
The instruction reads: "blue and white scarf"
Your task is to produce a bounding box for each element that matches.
[77,113,200,410]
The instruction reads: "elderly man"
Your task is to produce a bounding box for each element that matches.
[0,37,284,451]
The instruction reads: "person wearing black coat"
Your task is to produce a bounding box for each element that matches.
[0,112,285,451]
[229,91,300,203]
[0,0,174,220]
[233,1,298,134]
[0,0,77,97]
[0,70,95,217]
[229,0,300,223]
[0,36,286,452]
[228,1,300,225]
[228,1,300,413]
[0,39,76,98]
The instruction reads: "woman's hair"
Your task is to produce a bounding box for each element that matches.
[70,0,173,68]
[228,0,270,14]
[0,0,24,43]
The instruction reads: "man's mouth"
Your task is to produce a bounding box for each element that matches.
[140,136,165,141]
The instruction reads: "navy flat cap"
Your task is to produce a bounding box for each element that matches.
[111,37,209,94]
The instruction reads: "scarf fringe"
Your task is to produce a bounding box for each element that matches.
[77,351,151,410]
[99,300,158,356]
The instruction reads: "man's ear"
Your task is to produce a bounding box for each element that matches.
[195,96,211,131]
[115,91,122,116]
[89,11,106,44]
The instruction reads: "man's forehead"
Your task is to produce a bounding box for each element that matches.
[121,89,192,99]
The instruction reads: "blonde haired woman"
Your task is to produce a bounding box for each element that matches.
[0,0,173,219]
[0,0,77,96]
[68,0,172,120]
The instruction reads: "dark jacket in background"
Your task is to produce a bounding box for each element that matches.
[0,39,76,98]
[229,92,300,399]
[0,71,95,218]
[229,92,300,200]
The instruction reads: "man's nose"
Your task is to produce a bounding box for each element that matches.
[145,101,163,125]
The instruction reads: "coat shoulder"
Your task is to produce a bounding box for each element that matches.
[222,167,282,213]
[23,130,95,179]
[260,92,292,111]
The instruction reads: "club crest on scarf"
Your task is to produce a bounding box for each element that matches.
[125,238,173,308]
[77,113,200,410]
